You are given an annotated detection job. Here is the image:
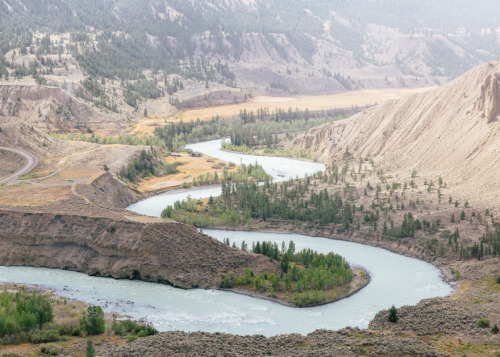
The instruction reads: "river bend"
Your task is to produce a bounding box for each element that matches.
[0,139,451,336]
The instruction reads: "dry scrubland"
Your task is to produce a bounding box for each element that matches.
[0,118,140,209]
[0,150,26,180]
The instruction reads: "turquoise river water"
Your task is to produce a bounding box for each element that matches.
[0,139,451,336]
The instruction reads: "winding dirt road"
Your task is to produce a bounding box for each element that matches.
[0,146,103,206]
[0,146,38,184]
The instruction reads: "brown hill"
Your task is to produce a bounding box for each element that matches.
[0,85,128,135]
[289,61,500,210]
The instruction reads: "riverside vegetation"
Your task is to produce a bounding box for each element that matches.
[161,161,368,307]
[54,107,351,190]
[165,151,500,264]
[161,162,270,224]
[0,285,157,355]
[57,107,353,154]
[154,107,353,153]
[219,239,367,307]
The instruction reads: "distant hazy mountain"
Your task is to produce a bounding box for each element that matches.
[2,0,500,95]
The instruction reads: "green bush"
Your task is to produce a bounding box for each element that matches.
[40,344,62,355]
[80,306,105,335]
[86,339,95,357]
[111,321,126,336]
[439,230,452,239]
[1,332,28,345]
[0,289,54,339]
[495,275,500,284]
[477,318,490,328]
[31,330,60,344]
[70,326,81,336]
[57,323,79,336]
[219,275,234,288]
[293,291,327,307]
[111,318,158,337]
[162,162,181,175]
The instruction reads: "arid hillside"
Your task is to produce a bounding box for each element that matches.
[290,61,500,210]
[0,85,130,135]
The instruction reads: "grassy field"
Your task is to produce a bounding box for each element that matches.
[134,153,236,193]
[132,87,436,135]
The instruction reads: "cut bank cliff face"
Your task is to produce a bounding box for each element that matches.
[0,208,277,289]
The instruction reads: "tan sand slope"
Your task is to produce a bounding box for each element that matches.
[290,61,500,209]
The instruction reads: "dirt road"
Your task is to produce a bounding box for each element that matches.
[0,146,38,184]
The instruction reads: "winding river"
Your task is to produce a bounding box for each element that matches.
[0,139,452,337]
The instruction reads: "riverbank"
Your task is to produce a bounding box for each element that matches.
[196,223,460,296]
[222,267,370,308]
[220,146,317,162]
[0,282,149,356]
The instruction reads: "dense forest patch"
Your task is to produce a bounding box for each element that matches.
[219,240,367,307]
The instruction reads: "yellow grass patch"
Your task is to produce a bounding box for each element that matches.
[0,185,72,206]
[133,87,436,135]
[135,153,235,193]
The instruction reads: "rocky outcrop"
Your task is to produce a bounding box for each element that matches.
[475,71,500,123]
[0,210,278,289]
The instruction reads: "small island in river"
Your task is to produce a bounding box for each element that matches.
[218,239,370,307]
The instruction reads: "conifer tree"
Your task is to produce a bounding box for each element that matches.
[388,305,399,323]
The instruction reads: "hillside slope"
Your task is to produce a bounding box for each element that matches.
[0,85,129,135]
[290,61,500,209]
